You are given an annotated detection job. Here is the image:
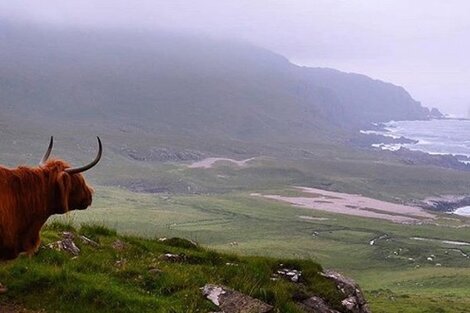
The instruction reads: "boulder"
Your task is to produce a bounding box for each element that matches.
[202,284,273,313]
[321,270,371,313]
[47,232,80,256]
[298,296,340,313]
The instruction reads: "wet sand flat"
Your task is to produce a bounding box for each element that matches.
[252,187,435,223]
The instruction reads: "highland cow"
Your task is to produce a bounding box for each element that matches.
[0,137,102,262]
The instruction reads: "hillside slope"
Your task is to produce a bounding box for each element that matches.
[303,67,439,124]
[0,223,366,313]
[0,22,438,148]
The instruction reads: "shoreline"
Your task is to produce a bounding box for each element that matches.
[453,206,470,217]
[356,119,470,171]
[360,119,470,155]
[416,195,470,215]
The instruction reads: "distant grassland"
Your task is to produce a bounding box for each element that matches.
[3,123,470,200]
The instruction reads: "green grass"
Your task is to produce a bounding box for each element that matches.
[0,223,343,313]
[51,183,470,313]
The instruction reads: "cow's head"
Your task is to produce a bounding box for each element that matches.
[40,137,102,214]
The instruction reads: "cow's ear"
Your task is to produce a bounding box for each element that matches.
[57,172,72,212]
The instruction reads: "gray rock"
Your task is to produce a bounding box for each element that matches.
[322,270,371,313]
[275,268,302,283]
[47,232,80,256]
[79,235,100,247]
[298,296,340,313]
[202,284,273,313]
[160,253,185,263]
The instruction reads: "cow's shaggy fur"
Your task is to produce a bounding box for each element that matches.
[0,160,93,260]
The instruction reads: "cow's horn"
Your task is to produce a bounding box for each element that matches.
[65,137,102,174]
[40,136,54,166]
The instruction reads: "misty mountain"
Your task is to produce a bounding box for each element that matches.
[303,67,439,124]
[0,23,438,147]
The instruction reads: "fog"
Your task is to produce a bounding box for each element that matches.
[1,0,469,115]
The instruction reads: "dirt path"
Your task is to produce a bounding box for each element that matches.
[252,187,435,223]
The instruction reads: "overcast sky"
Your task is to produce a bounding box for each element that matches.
[1,0,469,115]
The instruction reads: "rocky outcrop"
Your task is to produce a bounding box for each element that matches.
[430,108,444,119]
[297,296,340,313]
[393,148,470,171]
[293,269,371,313]
[272,266,303,282]
[351,133,418,148]
[202,284,273,313]
[354,128,470,172]
[47,232,80,256]
[416,195,470,212]
[321,270,371,313]
[46,232,100,256]
[160,253,185,263]
[202,269,371,313]
[79,235,99,248]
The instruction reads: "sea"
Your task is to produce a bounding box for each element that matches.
[454,206,470,217]
[362,118,470,158]
[361,118,470,217]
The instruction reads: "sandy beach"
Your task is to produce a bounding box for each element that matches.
[252,187,435,223]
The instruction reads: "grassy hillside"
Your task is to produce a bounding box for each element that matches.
[0,21,436,149]
[303,67,439,124]
[0,223,344,313]
[2,208,469,313]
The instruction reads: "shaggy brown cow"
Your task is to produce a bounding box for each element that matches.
[0,137,102,262]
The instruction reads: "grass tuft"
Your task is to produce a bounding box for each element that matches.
[80,223,118,237]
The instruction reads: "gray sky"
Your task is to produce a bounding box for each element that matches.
[1,0,469,115]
